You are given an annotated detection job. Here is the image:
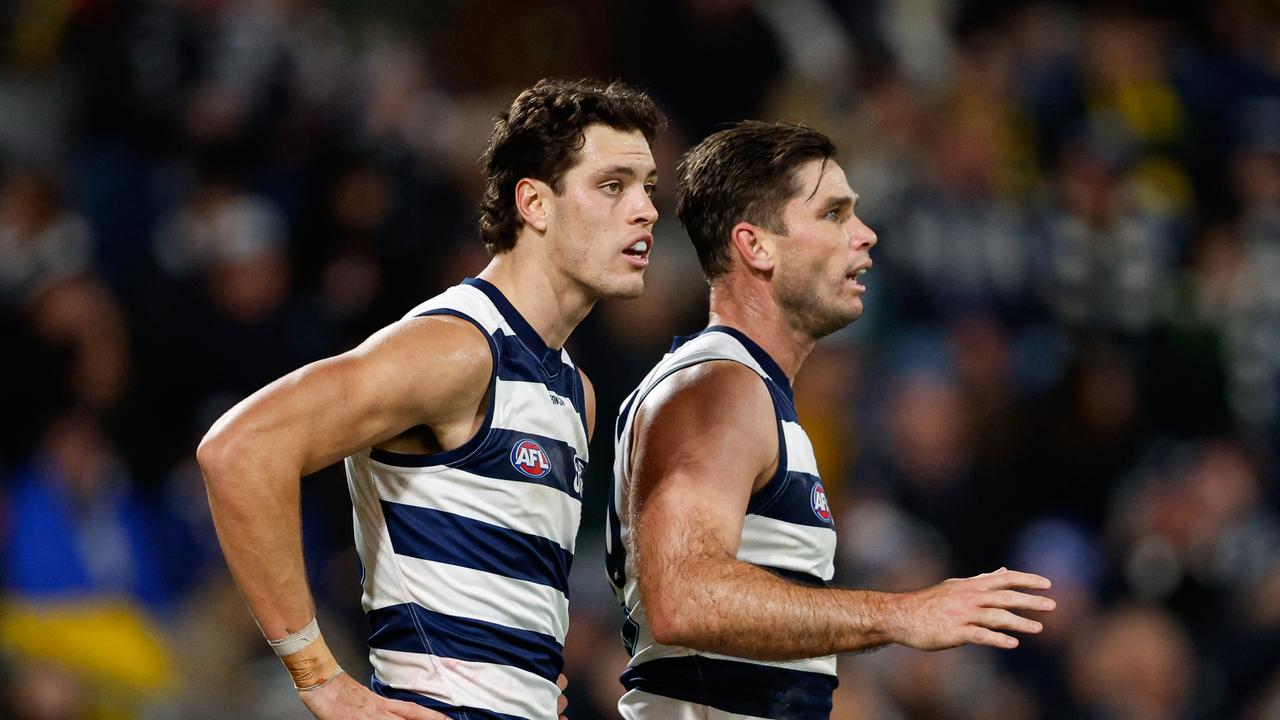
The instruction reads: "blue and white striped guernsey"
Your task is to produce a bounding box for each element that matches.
[606,326,839,720]
[345,277,588,720]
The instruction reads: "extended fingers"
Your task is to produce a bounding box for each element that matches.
[975,568,1052,591]
[967,625,1019,649]
[977,607,1043,635]
[981,589,1056,612]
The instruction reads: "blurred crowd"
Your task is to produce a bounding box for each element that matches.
[0,0,1277,718]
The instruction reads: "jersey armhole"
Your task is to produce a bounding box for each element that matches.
[367,309,498,468]
[744,386,790,515]
[635,358,790,511]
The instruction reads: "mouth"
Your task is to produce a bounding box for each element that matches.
[844,261,871,291]
[622,234,653,268]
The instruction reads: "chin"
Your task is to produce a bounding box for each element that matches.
[592,275,646,300]
[810,302,863,338]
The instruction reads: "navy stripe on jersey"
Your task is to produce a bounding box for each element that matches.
[383,502,572,594]
[463,278,550,353]
[463,277,573,377]
[372,679,529,720]
[491,331,580,406]
[744,409,790,517]
[371,429,583,501]
[621,655,836,719]
[751,471,835,528]
[367,603,562,681]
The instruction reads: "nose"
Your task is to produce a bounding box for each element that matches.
[631,188,658,227]
[848,215,877,251]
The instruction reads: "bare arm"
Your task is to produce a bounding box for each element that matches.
[630,361,1055,661]
[196,316,488,719]
[579,368,596,442]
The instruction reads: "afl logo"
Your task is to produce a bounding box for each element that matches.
[510,439,552,478]
[811,483,832,523]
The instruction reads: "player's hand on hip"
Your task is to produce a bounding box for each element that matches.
[557,673,569,720]
[891,567,1056,651]
[299,672,449,719]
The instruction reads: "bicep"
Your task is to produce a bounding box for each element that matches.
[203,316,492,475]
[629,363,777,569]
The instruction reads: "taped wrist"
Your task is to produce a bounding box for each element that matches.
[268,618,343,690]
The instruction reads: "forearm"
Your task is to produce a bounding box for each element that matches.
[644,557,899,660]
[199,437,316,639]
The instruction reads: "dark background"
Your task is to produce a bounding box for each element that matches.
[0,0,1277,718]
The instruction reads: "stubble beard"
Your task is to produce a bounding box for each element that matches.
[776,269,861,341]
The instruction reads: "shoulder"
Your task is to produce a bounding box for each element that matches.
[637,360,776,445]
[647,359,772,413]
[349,314,494,401]
[367,313,490,355]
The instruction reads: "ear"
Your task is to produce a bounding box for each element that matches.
[729,222,776,272]
[515,178,549,233]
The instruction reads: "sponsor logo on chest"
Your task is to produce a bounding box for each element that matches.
[510,438,553,478]
[811,482,832,523]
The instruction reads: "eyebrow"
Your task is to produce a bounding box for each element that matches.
[594,165,659,180]
[816,195,855,212]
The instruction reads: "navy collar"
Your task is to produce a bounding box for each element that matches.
[462,277,563,372]
[672,325,795,403]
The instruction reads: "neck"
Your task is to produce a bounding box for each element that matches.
[477,251,595,350]
[707,276,816,383]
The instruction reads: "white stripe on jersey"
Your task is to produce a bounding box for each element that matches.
[390,555,569,643]
[371,648,560,720]
[492,379,588,455]
[369,462,582,553]
[781,421,821,476]
[348,452,407,611]
[737,514,836,580]
[698,650,836,676]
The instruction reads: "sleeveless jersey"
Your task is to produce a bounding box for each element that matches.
[606,326,839,719]
[345,277,589,720]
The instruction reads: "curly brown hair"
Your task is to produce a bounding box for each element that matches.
[478,78,664,254]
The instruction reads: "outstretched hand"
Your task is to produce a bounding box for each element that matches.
[299,672,449,720]
[892,567,1055,651]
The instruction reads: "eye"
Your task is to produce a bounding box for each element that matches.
[601,181,623,195]
[824,209,840,221]
[643,183,657,197]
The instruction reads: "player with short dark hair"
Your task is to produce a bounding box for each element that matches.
[199,78,663,720]
[607,120,1054,719]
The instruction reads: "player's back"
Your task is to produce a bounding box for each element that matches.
[346,277,588,720]
[607,326,839,719]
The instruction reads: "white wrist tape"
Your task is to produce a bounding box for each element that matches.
[268,617,321,657]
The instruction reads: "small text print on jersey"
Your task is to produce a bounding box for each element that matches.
[510,438,553,478]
